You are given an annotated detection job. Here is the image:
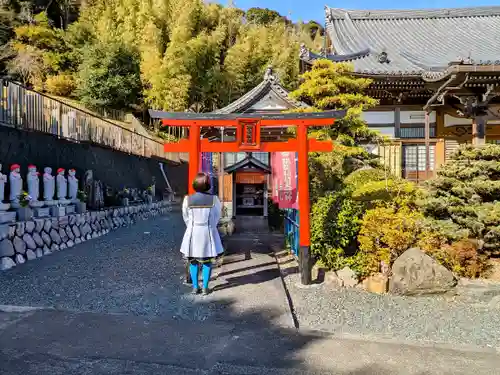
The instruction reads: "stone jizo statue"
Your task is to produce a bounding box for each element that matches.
[56,168,68,200]
[43,167,55,202]
[26,164,40,202]
[0,163,6,204]
[68,168,78,202]
[9,164,22,207]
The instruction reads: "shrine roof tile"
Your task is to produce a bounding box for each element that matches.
[214,67,309,114]
[148,110,347,122]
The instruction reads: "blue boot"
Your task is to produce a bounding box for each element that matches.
[189,262,200,294]
[201,262,212,295]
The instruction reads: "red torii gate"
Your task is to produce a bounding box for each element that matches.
[154,110,346,284]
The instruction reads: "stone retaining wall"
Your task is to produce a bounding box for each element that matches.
[0,201,172,271]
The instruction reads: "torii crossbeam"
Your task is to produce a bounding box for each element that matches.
[152,110,347,284]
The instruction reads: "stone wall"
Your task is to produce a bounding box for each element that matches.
[0,201,172,270]
[0,126,188,198]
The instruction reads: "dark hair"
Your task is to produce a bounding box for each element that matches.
[192,173,211,193]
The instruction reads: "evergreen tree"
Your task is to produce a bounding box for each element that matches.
[76,41,142,109]
[289,59,378,143]
[245,7,286,25]
[420,144,500,255]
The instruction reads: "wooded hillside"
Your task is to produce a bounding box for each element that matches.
[0,0,323,113]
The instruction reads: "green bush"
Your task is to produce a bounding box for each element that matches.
[309,145,380,202]
[357,204,423,277]
[310,189,364,270]
[76,42,142,110]
[344,168,387,188]
[45,74,76,96]
[352,178,419,206]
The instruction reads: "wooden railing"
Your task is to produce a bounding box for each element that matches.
[0,80,185,163]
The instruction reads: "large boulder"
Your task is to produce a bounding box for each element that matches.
[389,247,457,295]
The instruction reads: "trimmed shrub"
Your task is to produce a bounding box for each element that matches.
[310,189,364,270]
[352,178,419,206]
[357,204,423,277]
[425,239,489,278]
[344,168,387,188]
[420,144,500,255]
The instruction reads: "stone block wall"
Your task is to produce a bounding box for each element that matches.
[0,201,172,271]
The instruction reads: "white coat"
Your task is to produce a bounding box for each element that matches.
[180,193,224,259]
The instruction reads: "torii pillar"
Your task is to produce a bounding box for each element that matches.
[159,111,346,285]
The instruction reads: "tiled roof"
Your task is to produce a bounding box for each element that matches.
[315,6,500,76]
[214,67,309,114]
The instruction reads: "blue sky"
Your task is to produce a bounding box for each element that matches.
[214,0,499,22]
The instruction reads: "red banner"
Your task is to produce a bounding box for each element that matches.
[275,152,297,209]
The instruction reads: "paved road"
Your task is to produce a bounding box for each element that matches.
[1,308,499,375]
[0,211,499,374]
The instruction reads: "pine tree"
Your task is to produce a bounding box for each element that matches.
[420,144,500,255]
[289,59,378,143]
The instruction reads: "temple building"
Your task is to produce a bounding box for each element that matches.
[299,6,500,181]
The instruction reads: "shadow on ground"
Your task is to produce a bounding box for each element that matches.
[0,297,451,375]
[0,215,496,374]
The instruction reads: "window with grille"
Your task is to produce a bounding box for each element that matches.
[403,144,435,171]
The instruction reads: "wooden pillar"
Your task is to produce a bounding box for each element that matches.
[435,139,445,170]
[188,124,200,195]
[472,117,486,146]
[297,123,312,285]
[394,107,401,138]
[424,111,430,180]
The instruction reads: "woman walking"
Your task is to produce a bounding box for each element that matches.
[180,173,224,295]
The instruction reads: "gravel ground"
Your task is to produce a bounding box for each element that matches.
[0,210,291,327]
[280,262,500,349]
[0,211,225,321]
[4,206,499,350]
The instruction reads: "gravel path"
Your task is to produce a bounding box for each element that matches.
[278,253,500,349]
[0,211,291,327]
[4,207,500,350]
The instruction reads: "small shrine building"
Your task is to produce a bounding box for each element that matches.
[211,67,308,218]
[150,67,309,220]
